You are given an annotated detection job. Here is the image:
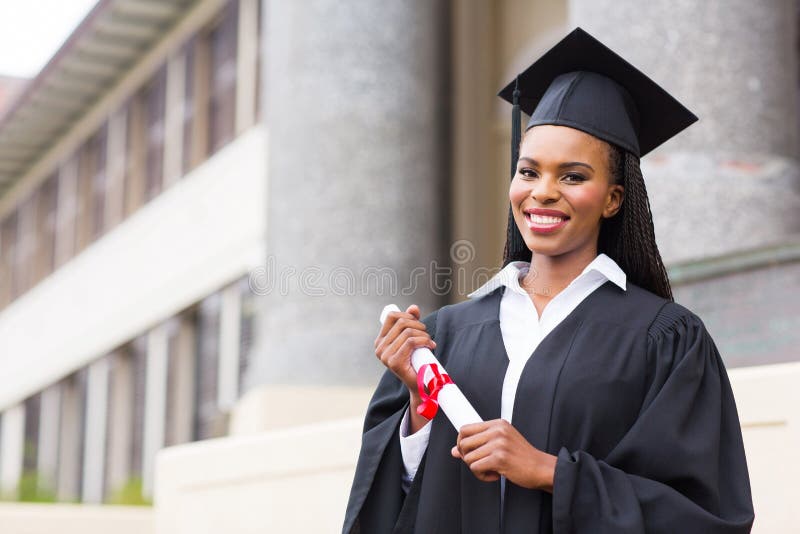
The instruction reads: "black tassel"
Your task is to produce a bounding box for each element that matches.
[503,77,530,266]
[510,78,521,180]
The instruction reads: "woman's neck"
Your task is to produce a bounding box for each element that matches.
[522,247,599,298]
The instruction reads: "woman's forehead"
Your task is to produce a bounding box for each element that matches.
[521,125,608,162]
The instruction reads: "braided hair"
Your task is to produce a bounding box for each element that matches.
[502,135,673,301]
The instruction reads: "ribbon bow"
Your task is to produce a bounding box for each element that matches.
[416,363,453,420]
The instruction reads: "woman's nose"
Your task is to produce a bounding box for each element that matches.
[531,176,559,203]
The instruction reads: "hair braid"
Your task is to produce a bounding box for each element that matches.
[598,147,673,300]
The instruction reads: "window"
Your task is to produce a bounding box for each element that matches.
[15,196,37,297]
[129,336,147,482]
[238,277,256,397]
[0,213,17,308]
[182,38,199,174]
[194,293,222,440]
[36,174,58,283]
[23,394,41,477]
[124,96,146,216]
[54,157,78,268]
[76,143,92,252]
[91,125,109,239]
[208,0,238,154]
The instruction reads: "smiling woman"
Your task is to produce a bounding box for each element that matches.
[344,28,754,534]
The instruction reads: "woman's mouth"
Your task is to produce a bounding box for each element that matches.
[523,209,570,234]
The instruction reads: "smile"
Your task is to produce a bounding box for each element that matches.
[523,210,570,234]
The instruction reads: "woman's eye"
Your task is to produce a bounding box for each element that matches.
[519,168,538,178]
[563,173,586,183]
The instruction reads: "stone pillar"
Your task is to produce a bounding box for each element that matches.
[246,0,450,425]
[568,0,800,264]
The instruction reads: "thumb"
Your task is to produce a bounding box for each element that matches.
[406,304,421,319]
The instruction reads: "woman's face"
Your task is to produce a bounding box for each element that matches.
[509,125,624,260]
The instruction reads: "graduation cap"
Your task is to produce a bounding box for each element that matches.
[498,27,698,265]
[498,27,698,170]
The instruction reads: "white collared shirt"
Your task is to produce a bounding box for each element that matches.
[399,253,627,492]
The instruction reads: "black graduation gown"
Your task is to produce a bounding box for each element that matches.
[343,281,754,533]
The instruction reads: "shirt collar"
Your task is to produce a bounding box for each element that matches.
[466,253,627,299]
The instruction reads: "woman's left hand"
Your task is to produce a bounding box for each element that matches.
[451,419,557,493]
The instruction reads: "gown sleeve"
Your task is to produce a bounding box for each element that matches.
[341,310,438,534]
[551,302,755,534]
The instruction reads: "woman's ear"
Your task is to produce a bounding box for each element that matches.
[603,185,624,218]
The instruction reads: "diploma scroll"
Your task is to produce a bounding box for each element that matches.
[380,304,483,430]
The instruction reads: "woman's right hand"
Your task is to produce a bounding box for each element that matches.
[374,304,436,433]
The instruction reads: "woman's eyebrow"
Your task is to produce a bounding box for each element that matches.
[518,157,594,172]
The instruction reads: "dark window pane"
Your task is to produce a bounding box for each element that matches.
[0,212,18,308]
[195,293,222,440]
[91,124,109,239]
[209,0,238,154]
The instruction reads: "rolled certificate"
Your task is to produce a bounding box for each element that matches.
[380,304,483,430]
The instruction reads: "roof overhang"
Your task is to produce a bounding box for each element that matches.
[0,0,195,195]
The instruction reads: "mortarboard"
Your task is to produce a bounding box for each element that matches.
[497,27,698,264]
[498,27,698,165]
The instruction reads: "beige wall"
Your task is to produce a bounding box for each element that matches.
[0,503,152,534]
[154,418,364,534]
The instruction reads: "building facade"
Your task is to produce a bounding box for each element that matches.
[0,0,798,517]
[0,0,263,502]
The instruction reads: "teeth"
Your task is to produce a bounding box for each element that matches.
[528,213,565,225]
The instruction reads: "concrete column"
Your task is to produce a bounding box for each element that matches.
[0,404,25,498]
[37,384,61,495]
[142,325,168,498]
[82,357,109,504]
[248,0,450,421]
[568,0,800,264]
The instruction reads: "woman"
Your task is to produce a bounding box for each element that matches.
[343,28,754,533]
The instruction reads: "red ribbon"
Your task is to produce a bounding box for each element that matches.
[416,363,453,420]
